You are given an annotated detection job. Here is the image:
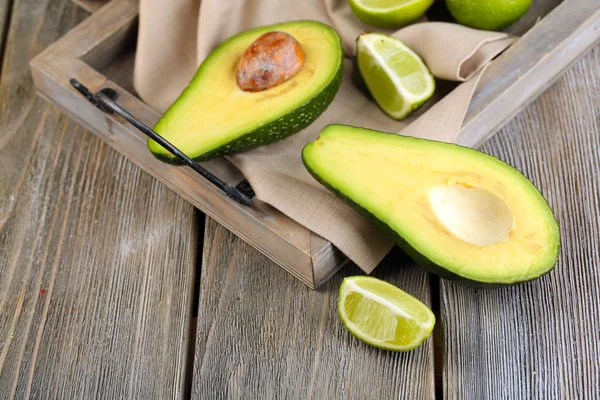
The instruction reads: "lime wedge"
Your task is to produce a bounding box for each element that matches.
[338,276,435,351]
[349,0,434,28]
[357,32,435,120]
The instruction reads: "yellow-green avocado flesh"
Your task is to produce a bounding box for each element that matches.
[149,21,344,163]
[302,125,560,286]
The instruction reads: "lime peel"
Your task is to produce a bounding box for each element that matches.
[355,0,430,13]
[446,0,533,31]
[349,0,435,28]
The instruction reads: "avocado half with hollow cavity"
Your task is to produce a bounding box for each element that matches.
[302,125,560,286]
[148,21,344,163]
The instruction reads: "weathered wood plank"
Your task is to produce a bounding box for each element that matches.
[442,45,600,399]
[0,0,197,398]
[192,218,435,399]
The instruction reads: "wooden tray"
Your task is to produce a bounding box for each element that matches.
[30,0,600,288]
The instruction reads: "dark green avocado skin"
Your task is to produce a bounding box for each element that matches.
[301,146,556,288]
[151,53,344,165]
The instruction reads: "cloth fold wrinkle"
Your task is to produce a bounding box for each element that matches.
[134,0,516,273]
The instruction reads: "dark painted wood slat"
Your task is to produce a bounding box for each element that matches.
[442,45,600,399]
[192,218,435,399]
[0,0,198,398]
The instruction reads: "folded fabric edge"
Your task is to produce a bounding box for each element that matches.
[458,35,517,81]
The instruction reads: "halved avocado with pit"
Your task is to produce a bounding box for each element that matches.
[149,21,344,163]
[302,125,561,286]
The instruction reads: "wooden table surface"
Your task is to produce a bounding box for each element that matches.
[0,1,598,399]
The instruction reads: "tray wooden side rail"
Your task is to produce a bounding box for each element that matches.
[31,0,600,288]
[459,0,600,148]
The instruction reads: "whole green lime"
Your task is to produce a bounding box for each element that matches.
[349,0,435,28]
[446,0,533,31]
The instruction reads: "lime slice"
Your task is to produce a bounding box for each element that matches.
[338,276,435,351]
[349,0,434,28]
[357,32,435,120]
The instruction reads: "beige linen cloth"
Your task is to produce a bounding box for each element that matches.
[134,0,515,273]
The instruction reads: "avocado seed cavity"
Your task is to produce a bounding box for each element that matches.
[236,31,305,92]
[429,184,515,246]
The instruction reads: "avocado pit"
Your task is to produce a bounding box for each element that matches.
[429,184,515,246]
[236,31,305,92]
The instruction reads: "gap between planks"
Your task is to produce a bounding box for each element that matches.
[430,275,444,399]
[184,210,206,399]
[0,0,15,78]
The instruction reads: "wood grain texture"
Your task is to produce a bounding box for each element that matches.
[96,38,136,94]
[31,0,347,288]
[442,45,600,399]
[192,218,435,399]
[0,0,197,398]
